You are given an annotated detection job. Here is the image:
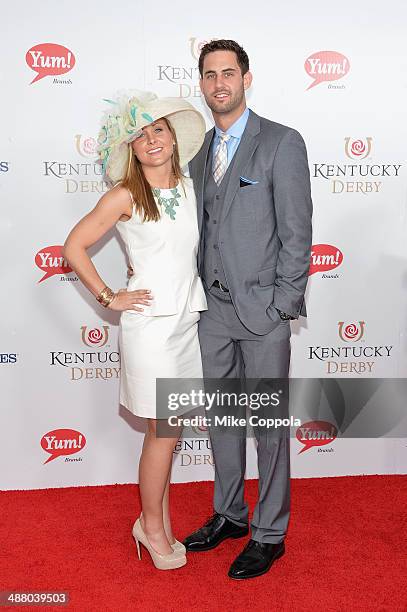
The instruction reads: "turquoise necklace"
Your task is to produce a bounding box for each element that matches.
[152,186,181,221]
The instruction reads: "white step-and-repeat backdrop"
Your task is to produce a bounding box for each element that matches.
[1,1,406,490]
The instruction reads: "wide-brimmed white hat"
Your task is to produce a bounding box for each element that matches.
[97,90,206,184]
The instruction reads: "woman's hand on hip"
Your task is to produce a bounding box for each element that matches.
[108,288,153,312]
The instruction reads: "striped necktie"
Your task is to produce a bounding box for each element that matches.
[213,132,231,185]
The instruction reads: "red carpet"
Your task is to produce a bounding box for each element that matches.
[1,476,406,612]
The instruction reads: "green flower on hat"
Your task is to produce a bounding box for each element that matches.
[97,91,157,175]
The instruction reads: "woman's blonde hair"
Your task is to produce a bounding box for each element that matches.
[121,117,184,222]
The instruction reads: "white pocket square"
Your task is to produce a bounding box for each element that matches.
[240,176,259,186]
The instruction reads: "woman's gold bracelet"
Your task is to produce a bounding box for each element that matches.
[96,286,116,307]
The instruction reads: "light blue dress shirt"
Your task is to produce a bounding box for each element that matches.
[211,107,250,172]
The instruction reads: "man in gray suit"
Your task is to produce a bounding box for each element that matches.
[183,40,313,580]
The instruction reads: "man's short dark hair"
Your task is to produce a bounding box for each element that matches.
[198,39,249,78]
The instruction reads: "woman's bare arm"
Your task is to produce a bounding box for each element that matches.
[63,186,151,311]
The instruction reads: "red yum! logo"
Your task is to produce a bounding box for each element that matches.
[305,51,349,90]
[41,429,86,464]
[35,245,77,283]
[81,326,109,348]
[296,421,337,454]
[26,43,75,84]
[309,244,343,278]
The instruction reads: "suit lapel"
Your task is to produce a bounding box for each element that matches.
[192,128,214,233]
[220,110,260,222]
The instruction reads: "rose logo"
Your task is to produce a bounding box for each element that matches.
[191,423,208,435]
[83,137,96,155]
[189,37,207,61]
[88,329,103,344]
[343,324,359,340]
[338,321,365,342]
[75,135,97,157]
[189,37,217,60]
[344,137,372,160]
[351,140,365,156]
[81,325,109,347]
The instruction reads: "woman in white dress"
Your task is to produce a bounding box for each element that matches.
[64,91,207,570]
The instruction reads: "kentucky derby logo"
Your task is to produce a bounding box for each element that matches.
[345,137,372,160]
[26,43,75,84]
[189,37,214,61]
[75,135,97,157]
[81,326,109,348]
[338,321,365,342]
[305,50,350,90]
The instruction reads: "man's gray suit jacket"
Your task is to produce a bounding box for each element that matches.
[189,109,313,336]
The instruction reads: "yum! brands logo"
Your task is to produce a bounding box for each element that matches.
[309,244,343,279]
[308,321,393,375]
[305,51,349,90]
[35,245,77,283]
[41,429,86,464]
[313,136,402,196]
[296,421,337,454]
[26,43,75,85]
[49,325,119,382]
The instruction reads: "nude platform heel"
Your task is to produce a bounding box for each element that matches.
[132,518,186,570]
[139,512,186,555]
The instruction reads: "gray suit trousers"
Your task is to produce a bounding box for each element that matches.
[198,287,291,544]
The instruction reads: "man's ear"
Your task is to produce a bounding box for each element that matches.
[243,71,253,91]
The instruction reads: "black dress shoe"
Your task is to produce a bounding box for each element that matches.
[228,539,285,579]
[183,513,249,552]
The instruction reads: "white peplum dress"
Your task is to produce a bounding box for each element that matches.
[116,177,207,418]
